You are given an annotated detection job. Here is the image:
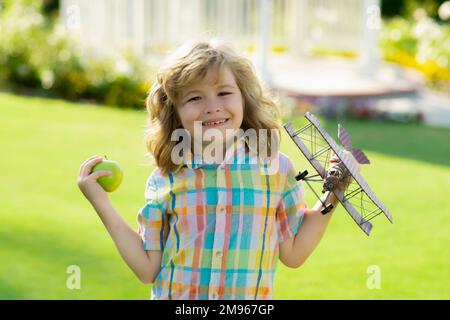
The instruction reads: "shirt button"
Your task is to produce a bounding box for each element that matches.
[215,250,223,258]
[212,292,218,300]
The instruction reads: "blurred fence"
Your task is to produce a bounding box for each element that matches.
[59,0,380,61]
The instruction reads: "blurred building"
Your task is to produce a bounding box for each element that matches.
[59,0,379,73]
[60,0,448,126]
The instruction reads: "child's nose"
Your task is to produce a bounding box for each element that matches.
[205,107,222,114]
[204,100,223,114]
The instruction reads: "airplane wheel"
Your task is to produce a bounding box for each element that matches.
[321,204,334,215]
[295,170,308,181]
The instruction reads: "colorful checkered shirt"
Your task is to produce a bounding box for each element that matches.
[137,137,306,300]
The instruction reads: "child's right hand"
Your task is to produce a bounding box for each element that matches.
[328,150,355,191]
[77,155,112,203]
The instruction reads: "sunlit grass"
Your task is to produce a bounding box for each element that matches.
[1,92,449,299]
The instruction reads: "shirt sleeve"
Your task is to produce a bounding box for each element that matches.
[136,169,169,251]
[276,156,307,244]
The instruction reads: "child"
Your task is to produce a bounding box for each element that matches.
[77,40,343,300]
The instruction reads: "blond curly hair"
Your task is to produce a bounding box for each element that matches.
[145,39,282,175]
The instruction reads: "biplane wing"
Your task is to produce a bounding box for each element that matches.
[284,112,393,236]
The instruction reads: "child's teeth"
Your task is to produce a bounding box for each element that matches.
[204,119,226,126]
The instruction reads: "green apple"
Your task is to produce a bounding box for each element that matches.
[91,158,124,192]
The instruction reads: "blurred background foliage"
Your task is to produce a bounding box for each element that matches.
[380,0,450,93]
[0,0,153,109]
[381,0,447,19]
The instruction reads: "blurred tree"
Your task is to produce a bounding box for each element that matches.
[381,0,406,17]
[403,0,447,20]
[381,0,448,20]
[42,0,58,16]
[0,0,58,17]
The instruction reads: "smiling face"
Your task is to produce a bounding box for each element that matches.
[175,65,244,149]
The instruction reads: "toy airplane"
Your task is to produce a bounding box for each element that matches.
[284,112,393,236]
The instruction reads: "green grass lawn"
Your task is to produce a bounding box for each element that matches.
[1,92,449,299]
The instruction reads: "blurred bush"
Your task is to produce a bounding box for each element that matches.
[380,13,450,93]
[0,0,153,109]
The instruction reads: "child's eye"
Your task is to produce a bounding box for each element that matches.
[187,96,201,102]
[218,92,232,97]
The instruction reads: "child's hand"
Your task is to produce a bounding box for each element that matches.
[77,155,111,203]
[329,150,340,166]
[328,150,355,191]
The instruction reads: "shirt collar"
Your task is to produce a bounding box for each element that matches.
[173,133,256,173]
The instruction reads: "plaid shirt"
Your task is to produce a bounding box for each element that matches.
[137,137,306,300]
